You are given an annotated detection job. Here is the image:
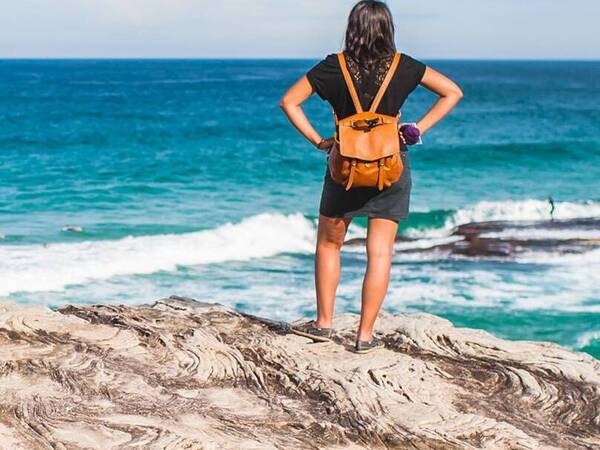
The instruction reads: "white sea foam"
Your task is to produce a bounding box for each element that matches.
[0,213,317,296]
[516,247,600,265]
[2,199,598,299]
[480,229,600,240]
[385,262,600,314]
[408,199,600,239]
[360,198,600,254]
[447,199,600,228]
[393,236,463,251]
[358,200,600,263]
[576,331,600,348]
[346,222,367,240]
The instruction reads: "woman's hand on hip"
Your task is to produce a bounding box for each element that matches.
[316,137,334,152]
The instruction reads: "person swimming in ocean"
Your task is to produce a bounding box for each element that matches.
[548,195,555,221]
[62,224,83,233]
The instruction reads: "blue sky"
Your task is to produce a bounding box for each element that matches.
[1,0,598,59]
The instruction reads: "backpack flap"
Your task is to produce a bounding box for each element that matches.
[338,112,400,161]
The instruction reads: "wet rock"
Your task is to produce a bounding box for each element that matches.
[345,218,600,258]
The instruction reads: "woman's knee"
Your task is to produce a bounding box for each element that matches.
[317,232,346,250]
[317,215,349,250]
[366,217,397,260]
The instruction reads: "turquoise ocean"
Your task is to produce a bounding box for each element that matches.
[1,59,599,359]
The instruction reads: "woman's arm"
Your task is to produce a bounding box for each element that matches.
[279,76,333,151]
[416,67,463,134]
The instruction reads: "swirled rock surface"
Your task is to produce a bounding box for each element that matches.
[0,296,598,449]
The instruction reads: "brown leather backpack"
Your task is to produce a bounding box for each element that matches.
[328,52,403,191]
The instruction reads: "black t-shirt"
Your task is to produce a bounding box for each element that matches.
[306,52,426,120]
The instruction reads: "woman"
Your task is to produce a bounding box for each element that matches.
[280,0,462,353]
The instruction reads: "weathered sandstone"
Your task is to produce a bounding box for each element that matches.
[0,296,598,449]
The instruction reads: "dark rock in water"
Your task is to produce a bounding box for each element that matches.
[454,217,600,236]
[346,217,600,258]
[0,296,599,449]
[447,218,600,257]
[345,235,416,247]
[443,236,515,257]
[343,237,366,246]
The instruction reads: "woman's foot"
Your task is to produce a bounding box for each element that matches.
[291,320,333,342]
[355,336,385,354]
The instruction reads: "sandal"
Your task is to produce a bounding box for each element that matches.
[355,336,385,354]
[291,320,333,342]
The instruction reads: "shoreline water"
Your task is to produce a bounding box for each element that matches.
[2,209,599,361]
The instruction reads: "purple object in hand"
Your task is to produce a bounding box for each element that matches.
[399,124,421,145]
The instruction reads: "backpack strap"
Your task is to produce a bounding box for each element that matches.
[337,52,364,114]
[369,52,401,113]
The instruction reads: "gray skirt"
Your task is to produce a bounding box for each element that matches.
[319,150,411,222]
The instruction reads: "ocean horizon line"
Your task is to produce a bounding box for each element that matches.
[1,56,599,63]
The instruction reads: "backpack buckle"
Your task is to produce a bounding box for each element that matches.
[351,118,380,132]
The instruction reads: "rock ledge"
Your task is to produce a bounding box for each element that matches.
[0,296,598,449]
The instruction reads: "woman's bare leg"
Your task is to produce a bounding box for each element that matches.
[314,215,352,328]
[357,217,398,341]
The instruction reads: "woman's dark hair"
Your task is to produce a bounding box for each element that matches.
[344,1,396,69]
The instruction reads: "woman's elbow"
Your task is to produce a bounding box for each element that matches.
[279,95,293,111]
[439,86,462,103]
[453,86,464,101]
